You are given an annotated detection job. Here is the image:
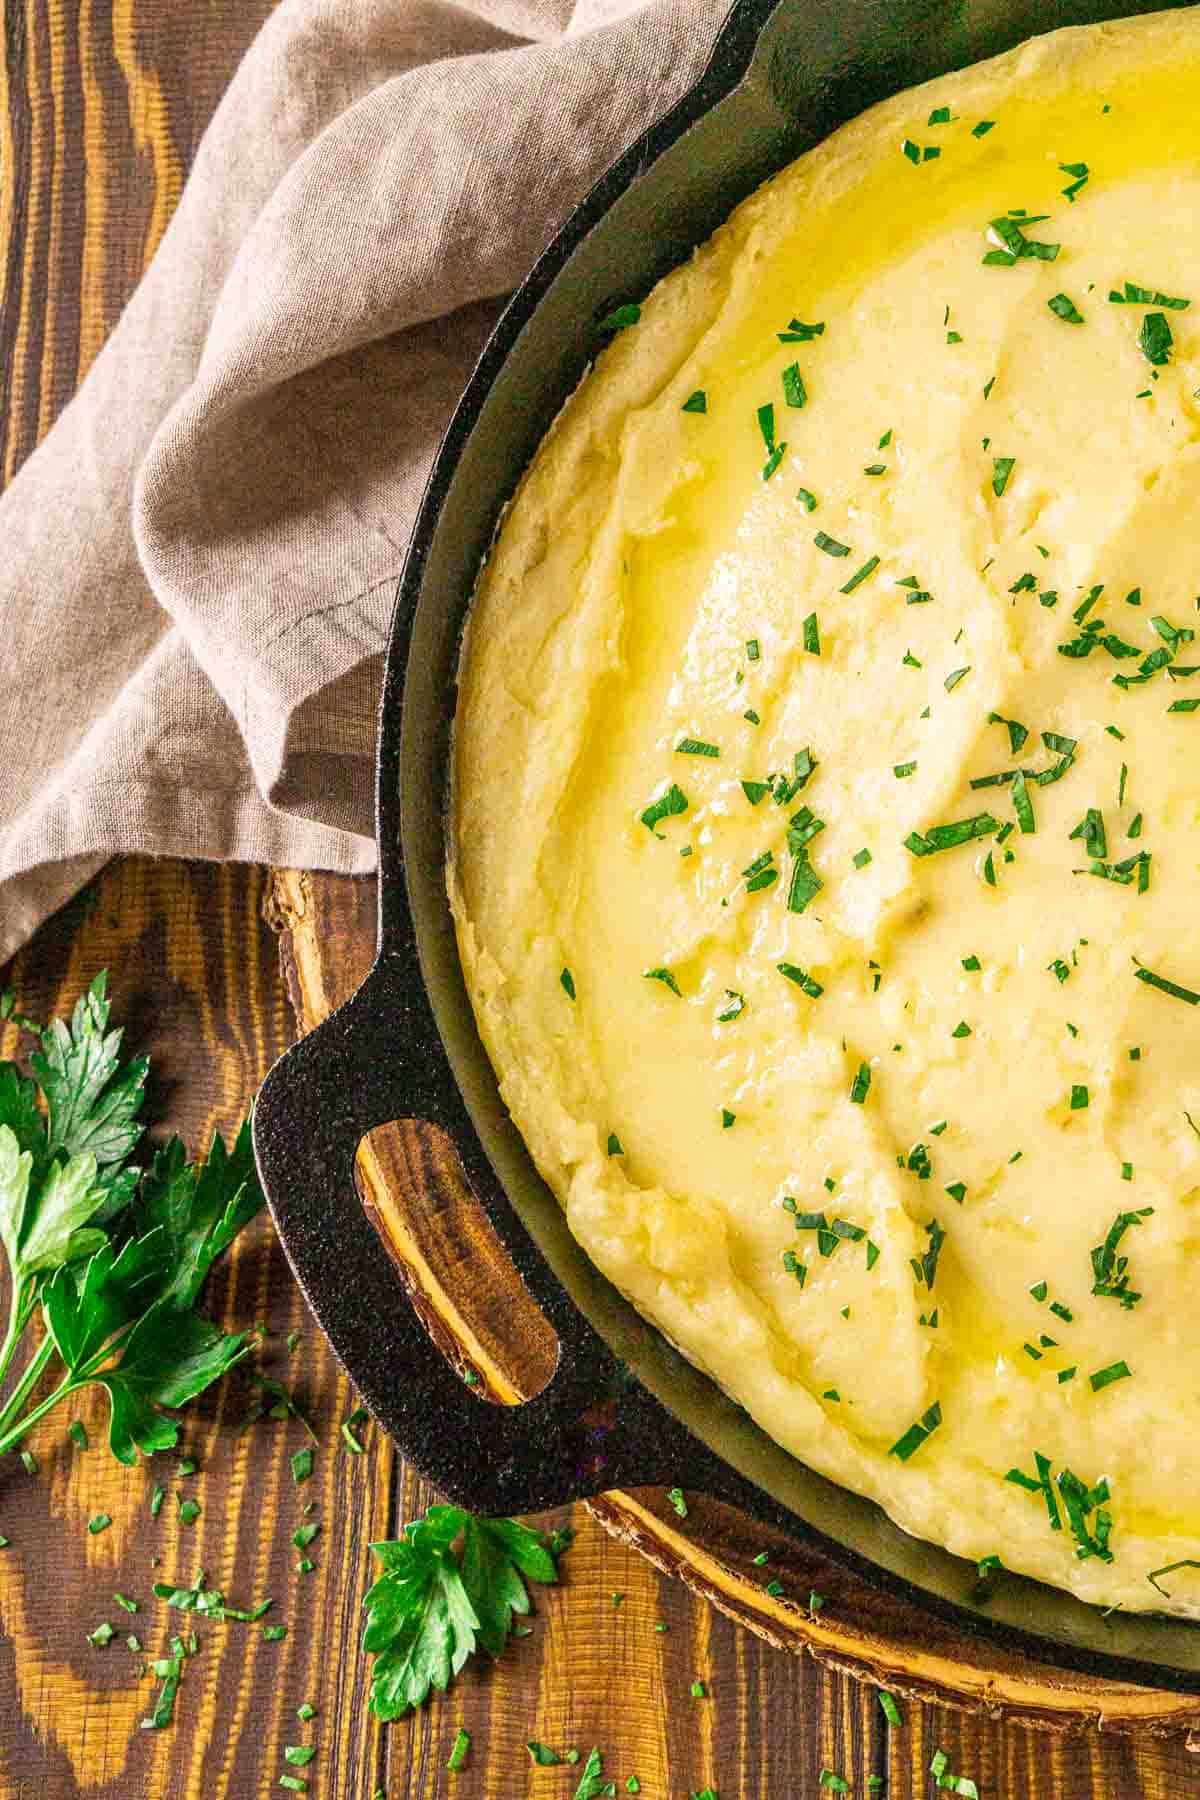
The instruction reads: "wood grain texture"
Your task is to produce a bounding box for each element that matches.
[273,868,1200,1800]
[2,0,1198,1792]
[0,862,390,1799]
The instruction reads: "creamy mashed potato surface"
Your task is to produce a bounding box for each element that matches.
[450,11,1200,1612]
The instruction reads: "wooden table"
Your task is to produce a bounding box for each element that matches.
[0,4,1194,1794]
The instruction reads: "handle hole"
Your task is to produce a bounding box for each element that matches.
[354,1119,560,1404]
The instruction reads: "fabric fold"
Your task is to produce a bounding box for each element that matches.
[0,0,726,961]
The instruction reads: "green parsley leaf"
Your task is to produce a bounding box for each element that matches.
[802,613,821,655]
[782,364,807,409]
[363,1507,562,1717]
[572,1748,613,1800]
[849,1063,872,1106]
[906,813,1000,857]
[643,968,681,997]
[889,1401,942,1461]
[878,1689,904,1727]
[527,1743,563,1766]
[1089,1360,1132,1393]
[1090,1208,1153,1308]
[676,738,719,758]
[1139,310,1174,365]
[1047,293,1085,324]
[597,304,640,334]
[681,391,707,414]
[291,1448,313,1485]
[841,556,880,594]
[814,532,850,558]
[991,456,1015,496]
[640,783,689,836]
[1134,961,1200,1005]
[777,964,823,999]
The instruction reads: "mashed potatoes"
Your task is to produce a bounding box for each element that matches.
[450,10,1200,1614]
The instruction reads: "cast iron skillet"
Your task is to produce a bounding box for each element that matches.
[253,0,1200,1691]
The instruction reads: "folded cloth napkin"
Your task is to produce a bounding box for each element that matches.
[0,0,728,961]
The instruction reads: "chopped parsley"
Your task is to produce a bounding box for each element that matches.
[757,402,787,480]
[849,1062,872,1105]
[1109,279,1190,309]
[1059,160,1089,202]
[1138,310,1174,365]
[841,556,880,594]
[878,1690,904,1727]
[786,806,825,914]
[1133,961,1200,1005]
[853,847,872,869]
[802,612,821,655]
[1090,1207,1153,1307]
[560,968,576,1001]
[777,963,823,998]
[906,812,999,857]
[1012,769,1036,833]
[796,487,818,512]
[597,303,641,333]
[681,390,707,414]
[991,456,1015,496]
[1089,1360,1132,1394]
[716,990,745,1021]
[972,119,995,137]
[911,1219,946,1290]
[889,1401,942,1461]
[1047,293,1085,324]
[782,363,807,409]
[814,531,850,558]
[944,666,971,692]
[777,318,825,343]
[640,783,689,835]
[983,212,1060,266]
[741,849,778,894]
[643,967,681,997]
[676,738,719,758]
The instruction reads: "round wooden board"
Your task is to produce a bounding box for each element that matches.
[270,866,1200,1746]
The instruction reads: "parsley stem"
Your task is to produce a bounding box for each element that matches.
[0,1328,54,1441]
[0,1368,84,1458]
[0,1278,35,1402]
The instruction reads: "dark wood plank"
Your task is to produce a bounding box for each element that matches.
[0,861,393,1799]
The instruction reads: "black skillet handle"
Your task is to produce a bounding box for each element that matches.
[253,940,711,1516]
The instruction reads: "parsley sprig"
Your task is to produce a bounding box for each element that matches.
[363,1504,564,1716]
[0,974,262,1462]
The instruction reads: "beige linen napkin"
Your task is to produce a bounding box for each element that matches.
[0,0,727,961]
